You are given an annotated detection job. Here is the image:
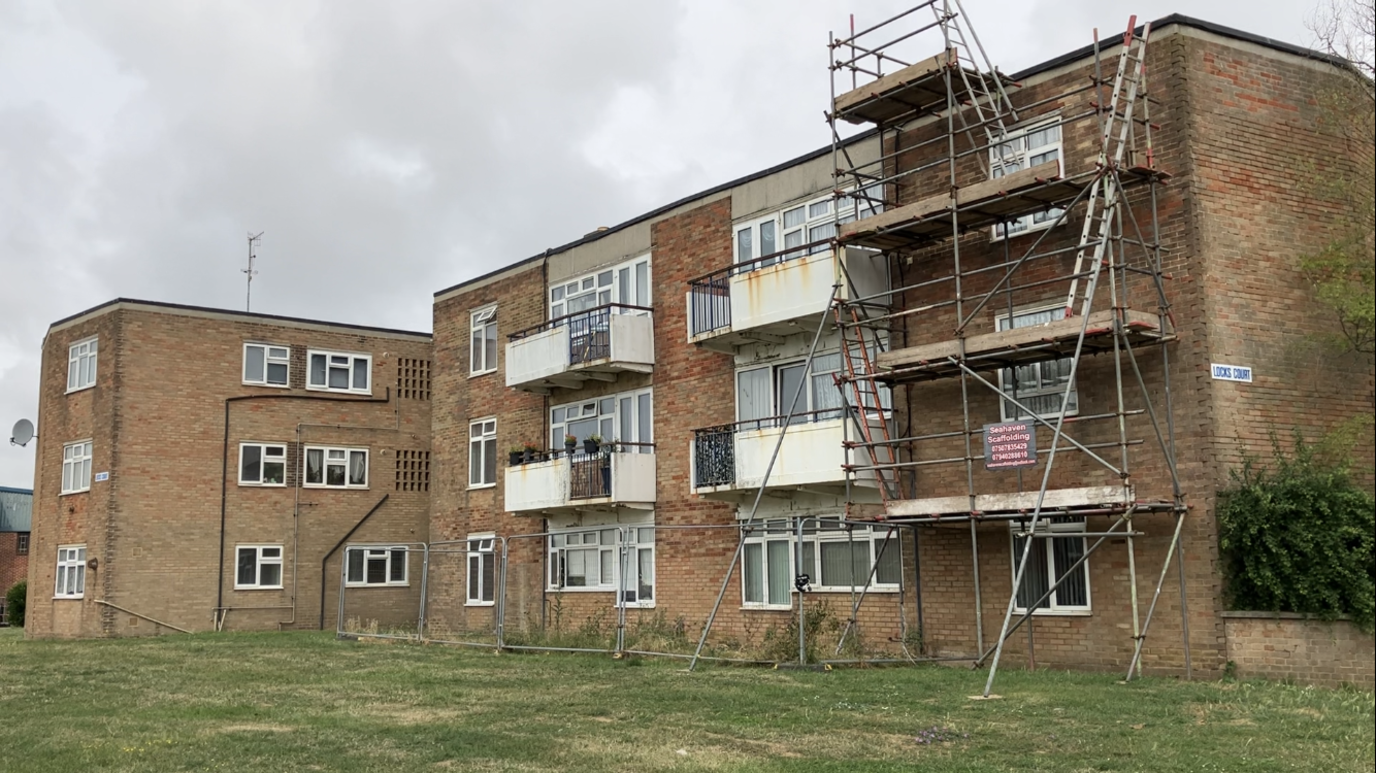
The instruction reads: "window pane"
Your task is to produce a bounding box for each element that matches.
[482,438,497,484]
[600,550,613,587]
[743,543,763,603]
[875,535,902,585]
[1014,536,1051,609]
[306,449,323,484]
[566,550,588,587]
[759,220,776,259]
[468,555,480,601]
[237,549,257,585]
[241,446,262,482]
[266,362,288,385]
[260,562,282,587]
[766,540,791,605]
[390,550,407,582]
[820,540,869,587]
[366,556,387,584]
[347,549,364,583]
[263,458,285,485]
[481,554,495,601]
[635,263,648,307]
[326,460,345,487]
[349,451,367,486]
[471,330,483,371]
[737,368,771,424]
[783,207,806,229]
[469,440,482,485]
[352,360,368,390]
[638,393,652,446]
[310,354,326,386]
[736,227,752,263]
[329,364,349,389]
[245,346,265,382]
[1052,537,1087,607]
[777,363,807,423]
[484,324,497,370]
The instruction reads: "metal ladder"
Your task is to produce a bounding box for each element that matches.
[835,300,903,507]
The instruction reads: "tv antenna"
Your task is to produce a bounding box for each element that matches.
[244,231,263,311]
[9,418,36,447]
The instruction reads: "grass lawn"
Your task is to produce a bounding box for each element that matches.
[1,627,1371,772]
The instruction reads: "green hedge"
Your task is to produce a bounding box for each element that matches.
[1217,432,1375,632]
[4,580,24,628]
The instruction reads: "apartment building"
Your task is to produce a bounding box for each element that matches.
[23,300,432,637]
[0,486,32,625]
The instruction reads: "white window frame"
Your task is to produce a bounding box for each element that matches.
[549,388,653,451]
[735,352,878,428]
[61,440,93,495]
[733,187,883,268]
[742,520,901,609]
[67,337,98,393]
[243,343,290,387]
[302,446,369,489]
[549,255,653,322]
[1010,518,1091,615]
[234,545,284,590]
[468,418,497,489]
[345,546,409,587]
[546,525,656,608]
[55,545,86,599]
[990,117,1065,239]
[238,443,287,486]
[306,349,372,394]
[470,306,498,376]
[996,305,1079,422]
[466,534,496,606]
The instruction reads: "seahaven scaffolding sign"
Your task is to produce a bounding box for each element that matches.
[983,421,1037,470]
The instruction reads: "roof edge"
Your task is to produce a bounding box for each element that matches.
[48,298,432,339]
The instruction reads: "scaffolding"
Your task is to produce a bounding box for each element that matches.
[822,1,1190,694]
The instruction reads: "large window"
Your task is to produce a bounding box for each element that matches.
[991,118,1064,238]
[239,443,287,486]
[470,306,497,375]
[307,350,371,394]
[549,389,653,450]
[55,545,86,598]
[243,343,290,387]
[997,306,1078,420]
[345,546,408,587]
[549,256,652,321]
[469,419,497,487]
[235,545,284,589]
[61,440,93,495]
[547,525,655,606]
[467,535,496,606]
[67,338,98,393]
[1011,517,1090,614]
[303,446,368,489]
[736,354,849,428]
[743,520,901,609]
[734,189,882,267]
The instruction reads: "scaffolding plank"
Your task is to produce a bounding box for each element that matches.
[833,49,957,125]
[886,485,1132,517]
[875,308,1169,379]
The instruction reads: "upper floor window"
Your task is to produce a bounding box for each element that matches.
[346,546,408,587]
[992,119,1064,238]
[239,443,287,486]
[469,419,497,488]
[549,389,653,451]
[736,354,850,428]
[243,343,290,387]
[549,255,652,321]
[997,306,1078,421]
[307,350,371,394]
[67,338,98,393]
[470,306,498,375]
[61,440,93,495]
[304,446,368,489]
[734,188,882,267]
[1011,517,1090,614]
[55,545,86,598]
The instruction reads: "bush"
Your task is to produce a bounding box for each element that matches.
[5,580,25,628]
[1217,431,1375,632]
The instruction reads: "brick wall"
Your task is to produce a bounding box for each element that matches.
[0,532,29,624]
[1223,613,1375,689]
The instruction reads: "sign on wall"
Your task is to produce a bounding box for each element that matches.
[1211,363,1253,383]
[983,421,1037,471]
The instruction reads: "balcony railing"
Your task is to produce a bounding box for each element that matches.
[506,443,656,512]
[687,237,834,338]
[505,303,655,391]
[691,409,850,490]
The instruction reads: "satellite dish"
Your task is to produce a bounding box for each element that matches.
[10,418,35,447]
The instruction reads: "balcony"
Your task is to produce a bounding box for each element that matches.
[691,413,878,499]
[686,243,889,353]
[506,304,654,393]
[505,446,657,515]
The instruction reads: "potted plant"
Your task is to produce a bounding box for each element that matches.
[509,445,524,467]
[564,433,578,455]
[523,441,540,464]
[584,434,602,455]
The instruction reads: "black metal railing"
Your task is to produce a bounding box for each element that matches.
[686,237,837,337]
[692,409,850,489]
[508,303,654,342]
[569,449,612,500]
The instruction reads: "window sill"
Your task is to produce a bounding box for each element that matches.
[811,586,901,594]
[65,384,96,396]
[303,485,370,491]
[741,605,793,612]
[304,385,373,396]
[465,601,496,608]
[238,482,288,488]
[241,381,290,389]
[233,586,285,592]
[344,583,410,589]
[58,489,90,497]
[989,216,1064,244]
[468,483,497,491]
[468,369,498,379]
[53,595,85,601]
[1015,608,1092,617]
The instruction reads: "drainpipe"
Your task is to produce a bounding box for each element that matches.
[319,494,391,629]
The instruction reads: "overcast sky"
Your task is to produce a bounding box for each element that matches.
[0,0,1321,487]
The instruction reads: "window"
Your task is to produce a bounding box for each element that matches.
[1011,517,1090,613]
[67,338,98,392]
[997,306,1078,420]
[467,535,496,606]
[239,443,287,486]
[742,520,901,608]
[55,545,86,598]
[733,188,882,268]
[243,343,290,387]
[303,446,368,488]
[547,526,655,606]
[550,256,652,322]
[991,119,1064,238]
[737,353,869,428]
[235,545,284,589]
[61,440,93,494]
[345,546,409,587]
[549,389,653,451]
[307,350,371,394]
[16,533,29,555]
[469,419,497,487]
[470,306,498,375]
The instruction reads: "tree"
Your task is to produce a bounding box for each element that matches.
[1303,0,1375,355]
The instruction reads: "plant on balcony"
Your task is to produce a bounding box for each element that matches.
[564,433,578,454]
[508,446,524,467]
[584,435,602,454]
[522,441,540,464]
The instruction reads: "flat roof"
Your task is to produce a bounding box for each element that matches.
[0,487,32,533]
[431,14,1350,301]
[48,298,432,340]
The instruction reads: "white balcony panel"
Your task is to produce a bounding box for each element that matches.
[505,326,570,388]
[734,419,849,490]
[610,452,657,502]
[729,251,837,333]
[505,452,656,514]
[505,457,570,512]
[606,314,655,367]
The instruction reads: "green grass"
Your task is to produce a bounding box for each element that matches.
[0,628,1371,772]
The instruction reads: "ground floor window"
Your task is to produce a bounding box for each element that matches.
[346,546,408,587]
[235,545,284,589]
[742,519,902,608]
[56,545,86,598]
[467,535,496,606]
[1011,517,1090,613]
[547,525,655,606]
